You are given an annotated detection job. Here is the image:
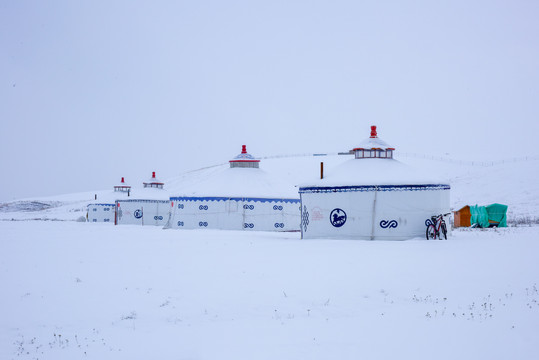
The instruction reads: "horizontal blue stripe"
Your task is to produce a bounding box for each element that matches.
[87,203,116,207]
[299,184,450,194]
[170,196,300,204]
[116,199,170,204]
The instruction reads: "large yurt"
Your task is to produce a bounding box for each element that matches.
[298,126,450,240]
[116,172,171,226]
[167,145,300,231]
[87,177,132,223]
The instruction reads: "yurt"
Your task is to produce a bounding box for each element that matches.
[167,145,300,231]
[299,126,450,240]
[116,172,170,226]
[87,203,116,223]
[87,177,132,223]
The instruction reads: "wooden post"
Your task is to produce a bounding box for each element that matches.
[320,162,324,179]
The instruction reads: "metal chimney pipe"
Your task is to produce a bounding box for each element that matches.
[320,162,324,179]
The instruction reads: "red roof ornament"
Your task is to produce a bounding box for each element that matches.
[370,125,378,138]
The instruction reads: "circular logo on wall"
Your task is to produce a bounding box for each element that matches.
[330,208,347,227]
[134,209,143,219]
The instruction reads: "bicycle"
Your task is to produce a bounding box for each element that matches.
[425,214,448,240]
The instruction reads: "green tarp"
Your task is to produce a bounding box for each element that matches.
[470,203,508,228]
[470,205,490,228]
[485,203,508,227]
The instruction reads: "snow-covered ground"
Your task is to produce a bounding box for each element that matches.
[1,222,538,359]
[1,155,538,359]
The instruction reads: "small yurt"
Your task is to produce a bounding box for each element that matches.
[299,126,450,240]
[87,177,132,223]
[87,203,116,223]
[116,171,170,226]
[167,145,300,231]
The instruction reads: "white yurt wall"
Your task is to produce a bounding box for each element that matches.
[116,199,171,226]
[168,196,300,231]
[87,203,116,223]
[300,185,450,240]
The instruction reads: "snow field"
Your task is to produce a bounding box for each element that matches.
[2,221,538,359]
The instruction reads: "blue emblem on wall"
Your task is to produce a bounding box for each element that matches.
[274,223,284,228]
[330,208,347,227]
[243,223,255,229]
[380,220,398,229]
[199,205,209,210]
[273,205,283,211]
[243,204,255,210]
[154,216,163,221]
[301,205,309,232]
[134,209,143,219]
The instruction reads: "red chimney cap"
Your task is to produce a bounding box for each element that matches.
[241,145,247,154]
[121,177,125,183]
[152,171,156,179]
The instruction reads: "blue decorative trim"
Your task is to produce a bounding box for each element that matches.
[299,184,450,194]
[170,196,300,204]
[117,199,170,204]
[87,203,116,207]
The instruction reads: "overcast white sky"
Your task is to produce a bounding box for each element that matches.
[1,0,538,201]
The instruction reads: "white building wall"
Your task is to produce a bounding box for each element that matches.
[116,199,171,226]
[168,197,301,231]
[87,204,116,223]
[300,185,450,240]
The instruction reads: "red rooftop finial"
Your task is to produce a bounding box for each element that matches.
[241,145,247,154]
[152,171,156,179]
[121,177,125,183]
[370,125,378,138]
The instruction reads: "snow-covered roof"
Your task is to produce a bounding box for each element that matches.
[169,166,298,199]
[352,126,394,150]
[143,172,164,185]
[88,186,171,203]
[114,177,131,188]
[300,158,449,188]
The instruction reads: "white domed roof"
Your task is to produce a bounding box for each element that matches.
[301,158,448,188]
[170,166,298,199]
